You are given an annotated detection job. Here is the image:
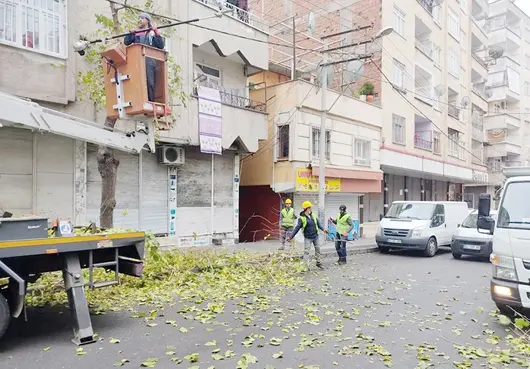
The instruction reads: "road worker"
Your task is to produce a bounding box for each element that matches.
[329,205,354,265]
[287,200,328,269]
[279,199,297,251]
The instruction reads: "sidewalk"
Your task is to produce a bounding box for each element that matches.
[175,237,379,260]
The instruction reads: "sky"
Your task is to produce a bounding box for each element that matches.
[515,0,530,17]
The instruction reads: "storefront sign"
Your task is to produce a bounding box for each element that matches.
[295,168,341,192]
[472,170,488,183]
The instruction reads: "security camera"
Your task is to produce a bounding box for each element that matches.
[73,40,90,56]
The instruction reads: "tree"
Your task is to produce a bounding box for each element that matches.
[77,1,186,228]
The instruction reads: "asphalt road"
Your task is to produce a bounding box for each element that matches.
[0,251,516,369]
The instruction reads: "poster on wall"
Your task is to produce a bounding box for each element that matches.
[197,86,222,155]
[295,168,341,192]
[168,168,177,236]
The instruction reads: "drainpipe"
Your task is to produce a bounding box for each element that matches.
[359,195,364,238]
[403,176,408,201]
[383,174,388,218]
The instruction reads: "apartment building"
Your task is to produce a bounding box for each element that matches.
[239,75,383,241]
[469,0,530,204]
[0,0,269,245]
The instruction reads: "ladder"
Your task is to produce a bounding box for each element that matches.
[88,249,120,289]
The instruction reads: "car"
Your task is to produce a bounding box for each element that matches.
[451,209,497,260]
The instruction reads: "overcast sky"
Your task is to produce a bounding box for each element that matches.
[515,0,530,17]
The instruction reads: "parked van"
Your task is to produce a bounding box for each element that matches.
[477,167,530,316]
[376,201,470,257]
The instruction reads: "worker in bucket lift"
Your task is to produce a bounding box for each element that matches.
[278,198,297,251]
[124,13,165,103]
[329,205,353,265]
[287,201,328,269]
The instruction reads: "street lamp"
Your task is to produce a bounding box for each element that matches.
[374,26,394,40]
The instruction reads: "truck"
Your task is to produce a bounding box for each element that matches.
[0,90,154,344]
[477,167,530,315]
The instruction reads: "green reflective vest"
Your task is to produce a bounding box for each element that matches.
[281,208,295,227]
[300,213,319,232]
[336,213,351,234]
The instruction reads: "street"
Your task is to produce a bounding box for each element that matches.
[0,250,522,368]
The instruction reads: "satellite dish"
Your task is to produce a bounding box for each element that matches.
[484,89,493,99]
[343,60,365,84]
[489,46,504,60]
[308,12,315,36]
[461,96,470,108]
[434,84,445,97]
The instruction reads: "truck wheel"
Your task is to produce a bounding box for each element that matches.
[0,293,10,340]
[378,246,390,254]
[496,303,516,317]
[452,252,462,259]
[423,237,438,257]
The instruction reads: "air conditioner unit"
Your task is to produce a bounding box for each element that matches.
[158,146,185,165]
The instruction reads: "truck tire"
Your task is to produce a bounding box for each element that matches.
[452,252,462,259]
[0,293,10,340]
[378,246,390,254]
[423,237,438,257]
[496,303,516,318]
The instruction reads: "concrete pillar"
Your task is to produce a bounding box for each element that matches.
[403,176,408,201]
[383,174,388,218]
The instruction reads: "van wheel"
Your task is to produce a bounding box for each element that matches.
[0,292,10,340]
[452,252,462,259]
[378,246,390,254]
[424,237,438,257]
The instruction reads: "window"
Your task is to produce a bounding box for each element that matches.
[448,9,460,40]
[460,0,467,14]
[433,131,441,154]
[354,139,371,166]
[431,204,445,227]
[497,182,530,230]
[393,6,405,38]
[448,128,460,157]
[392,59,406,89]
[526,54,530,69]
[432,44,441,67]
[277,125,289,160]
[448,49,460,77]
[525,82,530,96]
[312,128,330,160]
[392,114,406,145]
[195,63,221,88]
[432,5,441,24]
[0,0,66,57]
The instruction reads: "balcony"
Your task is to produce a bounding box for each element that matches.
[485,130,522,157]
[472,146,484,165]
[489,27,521,51]
[415,39,433,60]
[487,84,520,103]
[191,84,267,153]
[190,0,269,71]
[488,159,522,172]
[471,84,489,112]
[414,86,433,106]
[471,53,488,76]
[489,56,521,74]
[484,113,521,130]
[414,136,433,151]
[472,112,484,141]
[448,104,460,120]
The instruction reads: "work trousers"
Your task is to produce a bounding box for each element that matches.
[146,57,157,102]
[303,237,322,265]
[280,226,293,248]
[335,233,347,261]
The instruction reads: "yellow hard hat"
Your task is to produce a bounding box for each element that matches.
[285,199,292,204]
[302,200,313,209]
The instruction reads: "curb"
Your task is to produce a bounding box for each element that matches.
[320,245,379,259]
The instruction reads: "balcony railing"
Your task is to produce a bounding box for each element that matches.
[415,39,432,59]
[448,104,460,119]
[195,0,268,32]
[472,147,484,165]
[415,86,433,105]
[488,160,521,172]
[414,135,433,151]
[472,53,488,69]
[193,84,266,113]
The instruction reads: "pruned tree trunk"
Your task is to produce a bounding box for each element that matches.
[98,3,121,229]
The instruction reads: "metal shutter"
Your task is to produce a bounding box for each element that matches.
[140,152,168,234]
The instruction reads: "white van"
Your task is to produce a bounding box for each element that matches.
[477,167,530,315]
[376,201,470,257]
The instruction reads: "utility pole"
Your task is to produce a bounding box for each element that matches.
[316,25,393,224]
[318,39,328,223]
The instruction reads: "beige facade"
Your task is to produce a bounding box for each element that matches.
[0,0,269,243]
[484,0,530,189]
